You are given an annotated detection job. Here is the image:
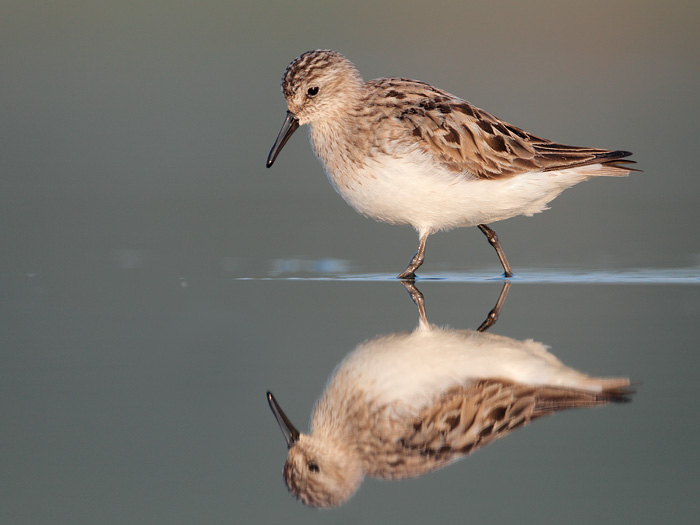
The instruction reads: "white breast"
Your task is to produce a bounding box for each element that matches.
[328,326,601,417]
[323,148,596,235]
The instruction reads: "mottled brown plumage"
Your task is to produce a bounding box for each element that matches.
[268,325,631,507]
[267,49,636,278]
[365,77,635,179]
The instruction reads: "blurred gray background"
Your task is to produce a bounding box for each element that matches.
[2,0,699,272]
[2,1,699,523]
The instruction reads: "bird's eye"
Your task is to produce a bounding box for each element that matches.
[307,86,319,97]
[308,461,320,472]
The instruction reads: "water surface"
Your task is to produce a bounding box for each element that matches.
[3,2,699,523]
[4,262,699,523]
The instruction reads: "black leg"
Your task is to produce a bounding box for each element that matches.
[477,224,513,278]
[477,281,512,332]
[397,232,429,280]
[400,281,429,327]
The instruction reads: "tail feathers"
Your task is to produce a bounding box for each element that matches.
[581,377,635,403]
[538,146,639,176]
[532,378,634,416]
[594,150,640,176]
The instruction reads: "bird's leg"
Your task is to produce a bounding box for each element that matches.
[477,281,511,332]
[400,281,429,328]
[397,232,429,280]
[477,224,513,278]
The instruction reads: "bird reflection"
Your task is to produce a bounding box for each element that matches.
[267,283,631,508]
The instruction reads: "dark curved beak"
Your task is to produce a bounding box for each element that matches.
[267,391,300,448]
[266,111,300,168]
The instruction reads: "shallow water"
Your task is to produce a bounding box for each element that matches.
[4,260,699,523]
[241,262,700,284]
[3,2,700,523]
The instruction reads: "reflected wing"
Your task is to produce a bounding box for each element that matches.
[370,78,635,179]
[371,379,630,479]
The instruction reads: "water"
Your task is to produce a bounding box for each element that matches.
[3,2,699,523]
[3,261,699,523]
[241,263,700,284]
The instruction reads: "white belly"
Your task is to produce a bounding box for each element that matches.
[326,327,609,418]
[324,149,597,235]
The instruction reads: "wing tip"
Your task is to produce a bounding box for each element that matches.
[591,150,641,175]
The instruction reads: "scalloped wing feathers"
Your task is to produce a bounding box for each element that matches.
[368,78,636,179]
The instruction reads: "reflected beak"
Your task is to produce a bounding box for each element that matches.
[266,111,300,168]
[267,391,300,448]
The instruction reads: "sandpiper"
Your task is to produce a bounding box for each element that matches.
[267,284,631,507]
[267,50,636,278]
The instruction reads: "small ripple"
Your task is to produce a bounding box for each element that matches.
[236,262,700,284]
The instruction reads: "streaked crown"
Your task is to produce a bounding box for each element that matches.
[279,49,364,124]
[283,435,364,508]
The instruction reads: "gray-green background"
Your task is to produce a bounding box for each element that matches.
[2,1,699,523]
